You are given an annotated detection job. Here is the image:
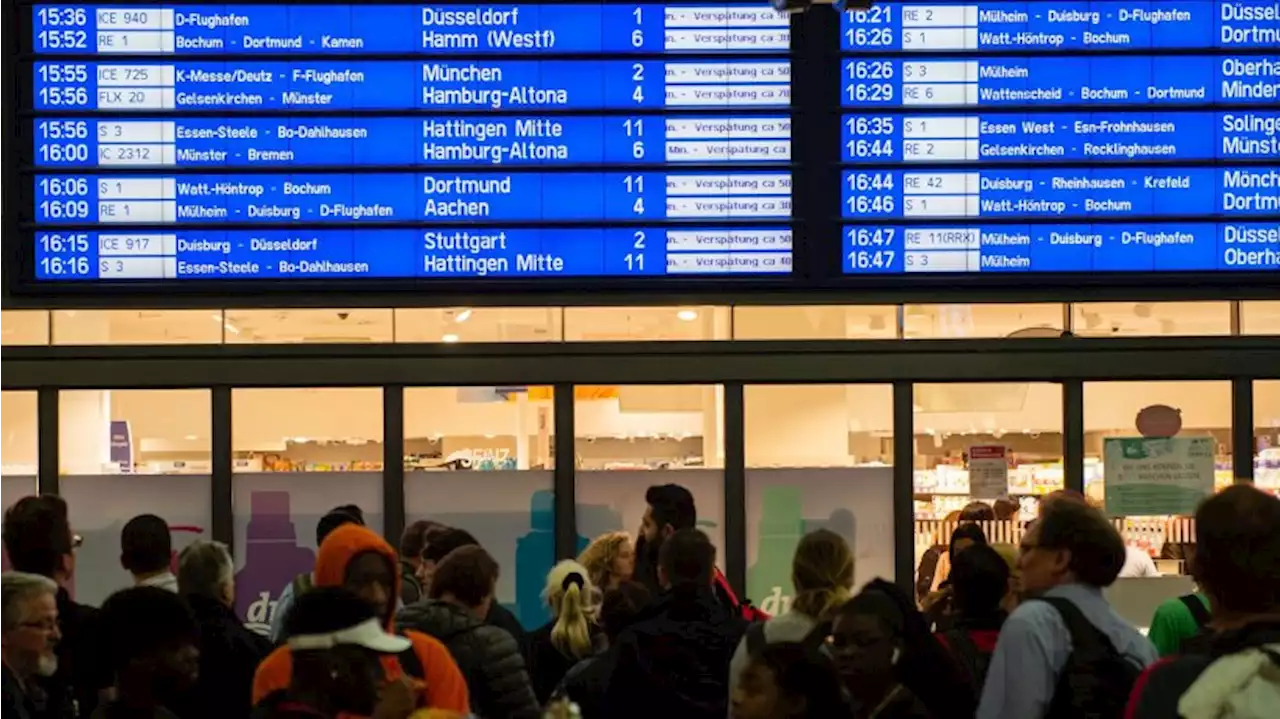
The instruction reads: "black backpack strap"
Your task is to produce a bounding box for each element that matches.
[1179,594,1211,629]
[396,633,425,681]
[1037,596,1118,657]
[801,619,833,652]
[745,621,768,657]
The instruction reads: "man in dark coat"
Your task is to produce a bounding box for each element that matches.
[397,545,539,719]
[604,529,749,719]
[3,496,108,719]
[173,540,271,719]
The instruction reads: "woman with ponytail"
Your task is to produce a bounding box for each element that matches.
[524,560,602,705]
[728,529,856,705]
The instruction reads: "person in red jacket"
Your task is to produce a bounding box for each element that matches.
[252,524,469,716]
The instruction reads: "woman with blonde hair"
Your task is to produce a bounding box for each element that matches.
[728,529,856,703]
[524,559,602,705]
[577,531,635,591]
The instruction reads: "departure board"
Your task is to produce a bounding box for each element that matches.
[15,2,795,284]
[840,1,1280,277]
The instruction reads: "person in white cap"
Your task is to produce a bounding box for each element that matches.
[253,587,421,719]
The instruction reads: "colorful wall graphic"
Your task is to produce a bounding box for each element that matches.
[232,472,383,634]
[406,470,574,628]
[745,467,895,614]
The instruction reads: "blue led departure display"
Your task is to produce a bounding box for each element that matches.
[22,2,794,283]
[840,1,1279,277]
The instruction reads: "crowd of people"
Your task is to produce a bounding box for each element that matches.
[3,482,1279,719]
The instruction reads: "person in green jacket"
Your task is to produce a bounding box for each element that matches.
[1146,592,1211,657]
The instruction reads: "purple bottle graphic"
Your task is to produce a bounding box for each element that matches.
[235,491,316,635]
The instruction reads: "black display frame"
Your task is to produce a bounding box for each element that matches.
[3,0,1278,306]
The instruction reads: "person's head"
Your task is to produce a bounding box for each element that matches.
[1,572,61,679]
[399,520,445,568]
[316,508,363,548]
[732,642,848,719]
[545,559,596,660]
[830,589,907,695]
[642,484,696,546]
[791,529,855,622]
[578,531,635,591]
[1018,499,1125,595]
[949,523,988,558]
[176,539,234,607]
[948,543,1009,622]
[99,587,200,701]
[1191,485,1280,618]
[1038,489,1088,517]
[419,528,478,591]
[314,524,400,627]
[959,502,995,523]
[286,587,412,716]
[993,498,1020,521]
[3,495,77,582]
[428,545,499,619]
[120,514,173,578]
[658,528,716,591]
[599,581,650,643]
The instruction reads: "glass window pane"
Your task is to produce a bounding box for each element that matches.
[903,304,1064,339]
[231,388,383,635]
[404,386,554,628]
[1073,302,1231,337]
[223,309,393,344]
[575,385,726,584]
[745,384,895,609]
[564,307,730,341]
[58,389,212,606]
[913,383,1063,601]
[2,311,49,346]
[395,308,563,343]
[1255,380,1280,496]
[1242,301,1280,336]
[1084,381,1233,582]
[2,391,39,501]
[52,309,222,345]
[733,306,897,340]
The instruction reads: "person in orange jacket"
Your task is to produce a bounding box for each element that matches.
[252,523,470,715]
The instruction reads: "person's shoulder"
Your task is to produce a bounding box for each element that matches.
[1006,597,1064,626]
[474,623,519,654]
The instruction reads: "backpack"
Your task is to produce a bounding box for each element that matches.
[713,569,770,623]
[942,629,992,703]
[1181,593,1212,630]
[395,633,425,681]
[1039,597,1143,719]
[1178,644,1280,718]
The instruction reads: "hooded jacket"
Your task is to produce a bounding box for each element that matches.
[251,525,470,715]
[397,599,540,719]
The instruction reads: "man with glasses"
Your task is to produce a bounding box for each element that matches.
[3,496,108,718]
[2,572,65,719]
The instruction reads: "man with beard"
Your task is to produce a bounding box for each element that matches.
[2,573,66,719]
[90,587,201,719]
[636,485,765,620]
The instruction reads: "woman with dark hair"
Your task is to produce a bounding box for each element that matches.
[731,642,851,719]
[921,523,990,627]
[831,581,974,719]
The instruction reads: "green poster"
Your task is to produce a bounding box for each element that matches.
[1103,437,1215,516]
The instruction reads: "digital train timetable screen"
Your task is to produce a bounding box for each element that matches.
[13,2,795,284]
[839,1,1279,277]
